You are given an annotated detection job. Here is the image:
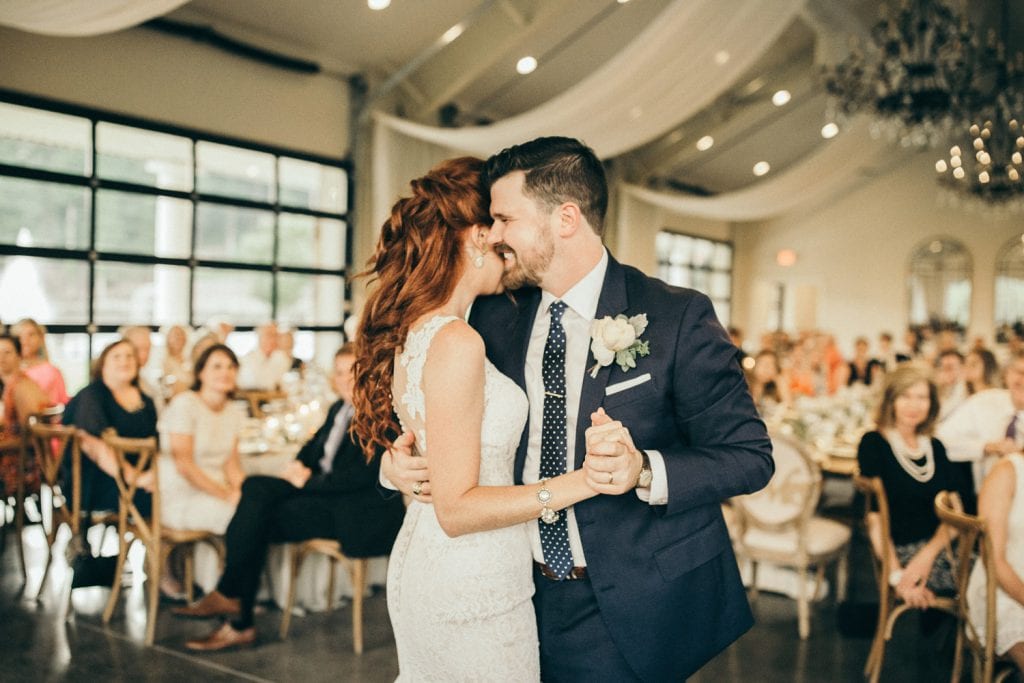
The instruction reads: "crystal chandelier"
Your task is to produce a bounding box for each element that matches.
[823,0,977,147]
[935,20,1024,210]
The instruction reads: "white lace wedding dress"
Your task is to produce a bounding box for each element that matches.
[387,315,539,681]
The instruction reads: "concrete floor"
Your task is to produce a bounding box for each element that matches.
[1,484,964,682]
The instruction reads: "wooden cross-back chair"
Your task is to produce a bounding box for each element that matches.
[853,475,959,682]
[24,420,81,597]
[100,431,225,645]
[934,491,1016,683]
[235,389,287,418]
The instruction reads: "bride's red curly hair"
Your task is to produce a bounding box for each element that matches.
[351,156,491,459]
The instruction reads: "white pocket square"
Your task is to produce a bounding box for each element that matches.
[605,373,652,396]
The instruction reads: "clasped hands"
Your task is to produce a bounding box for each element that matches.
[380,407,644,501]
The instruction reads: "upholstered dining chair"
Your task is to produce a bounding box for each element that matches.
[934,490,1015,683]
[279,538,368,654]
[853,475,958,683]
[728,432,852,639]
[100,431,225,645]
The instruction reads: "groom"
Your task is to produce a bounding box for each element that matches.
[386,136,773,681]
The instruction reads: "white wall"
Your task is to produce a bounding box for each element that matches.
[0,25,350,158]
[731,153,1019,355]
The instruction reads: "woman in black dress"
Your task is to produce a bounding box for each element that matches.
[857,364,972,609]
[63,339,157,516]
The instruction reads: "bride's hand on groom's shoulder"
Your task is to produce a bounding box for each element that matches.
[383,432,433,501]
[583,408,642,495]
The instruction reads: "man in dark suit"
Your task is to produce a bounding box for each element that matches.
[386,137,773,681]
[177,343,405,651]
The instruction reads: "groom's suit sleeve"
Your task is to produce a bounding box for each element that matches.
[656,292,773,517]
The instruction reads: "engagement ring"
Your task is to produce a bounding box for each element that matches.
[412,481,423,496]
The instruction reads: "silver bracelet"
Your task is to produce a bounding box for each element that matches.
[537,478,558,524]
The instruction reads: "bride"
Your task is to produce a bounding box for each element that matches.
[350,157,599,680]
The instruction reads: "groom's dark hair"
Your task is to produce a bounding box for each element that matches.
[484,136,608,236]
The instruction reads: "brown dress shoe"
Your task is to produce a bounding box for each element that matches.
[185,622,256,652]
[172,590,240,619]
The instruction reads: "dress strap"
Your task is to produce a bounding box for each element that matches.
[398,315,461,426]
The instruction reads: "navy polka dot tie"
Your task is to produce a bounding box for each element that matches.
[539,300,573,579]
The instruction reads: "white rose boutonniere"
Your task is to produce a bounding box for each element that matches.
[589,313,650,377]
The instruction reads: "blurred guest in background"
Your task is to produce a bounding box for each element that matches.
[158,344,245,537]
[277,328,304,374]
[161,324,192,397]
[175,344,405,651]
[858,365,972,609]
[878,331,910,373]
[120,325,163,413]
[847,336,883,387]
[0,334,48,435]
[13,318,69,406]
[935,350,968,423]
[238,322,290,390]
[63,339,156,516]
[746,349,790,412]
[965,348,1001,395]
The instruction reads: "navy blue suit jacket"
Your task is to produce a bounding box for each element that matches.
[469,254,773,681]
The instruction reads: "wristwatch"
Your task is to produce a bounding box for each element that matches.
[636,450,653,489]
[537,479,559,524]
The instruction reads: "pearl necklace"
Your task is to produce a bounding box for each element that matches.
[885,429,935,483]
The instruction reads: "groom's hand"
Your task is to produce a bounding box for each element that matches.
[383,432,432,502]
[583,408,643,495]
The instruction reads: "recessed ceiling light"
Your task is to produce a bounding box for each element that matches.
[441,24,464,45]
[617,0,631,3]
[771,90,791,106]
[696,135,714,151]
[368,0,390,10]
[752,161,771,176]
[714,50,730,65]
[516,56,537,75]
[821,122,839,139]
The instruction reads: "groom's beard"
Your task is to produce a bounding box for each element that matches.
[498,227,554,290]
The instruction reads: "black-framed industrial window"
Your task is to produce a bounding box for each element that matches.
[655,230,733,325]
[0,89,352,392]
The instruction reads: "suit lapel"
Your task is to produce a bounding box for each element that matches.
[573,256,629,469]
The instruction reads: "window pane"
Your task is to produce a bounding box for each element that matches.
[96,123,193,191]
[0,255,89,324]
[712,243,733,270]
[0,177,91,249]
[279,157,347,213]
[95,190,193,258]
[193,268,272,326]
[195,203,274,264]
[48,333,91,396]
[93,262,190,325]
[712,300,731,326]
[310,331,344,372]
[277,273,344,326]
[669,235,692,265]
[278,213,346,270]
[710,271,731,299]
[196,142,275,202]
[0,102,91,176]
[692,239,714,268]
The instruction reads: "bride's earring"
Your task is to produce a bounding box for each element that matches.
[473,251,485,269]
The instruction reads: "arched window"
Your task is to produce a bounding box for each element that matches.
[907,237,972,331]
[995,234,1024,341]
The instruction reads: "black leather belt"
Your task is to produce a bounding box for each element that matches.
[534,561,588,581]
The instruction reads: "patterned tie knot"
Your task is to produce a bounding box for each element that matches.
[549,300,567,324]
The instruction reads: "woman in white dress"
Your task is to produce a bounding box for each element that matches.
[158,343,245,534]
[968,452,1024,672]
[351,157,601,681]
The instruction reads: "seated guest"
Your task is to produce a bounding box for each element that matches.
[938,352,1024,490]
[0,334,49,434]
[237,322,290,390]
[161,324,192,397]
[13,318,69,406]
[174,344,405,651]
[858,364,973,608]
[878,331,910,373]
[158,344,245,535]
[63,339,157,516]
[120,325,164,413]
[277,328,304,374]
[746,349,790,412]
[847,336,883,387]
[935,350,968,423]
[968,449,1024,673]
[965,348,1001,395]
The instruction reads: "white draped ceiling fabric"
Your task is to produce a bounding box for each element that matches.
[0,0,189,37]
[617,118,889,224]
[373,0,806,231]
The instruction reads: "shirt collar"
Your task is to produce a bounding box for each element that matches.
[540,249,608,321]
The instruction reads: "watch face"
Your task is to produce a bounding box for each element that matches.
[537,488,552,504]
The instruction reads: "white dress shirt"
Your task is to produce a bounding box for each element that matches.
[238,349,291,390]
[523,250,668,567]
[937,388,1022,489]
